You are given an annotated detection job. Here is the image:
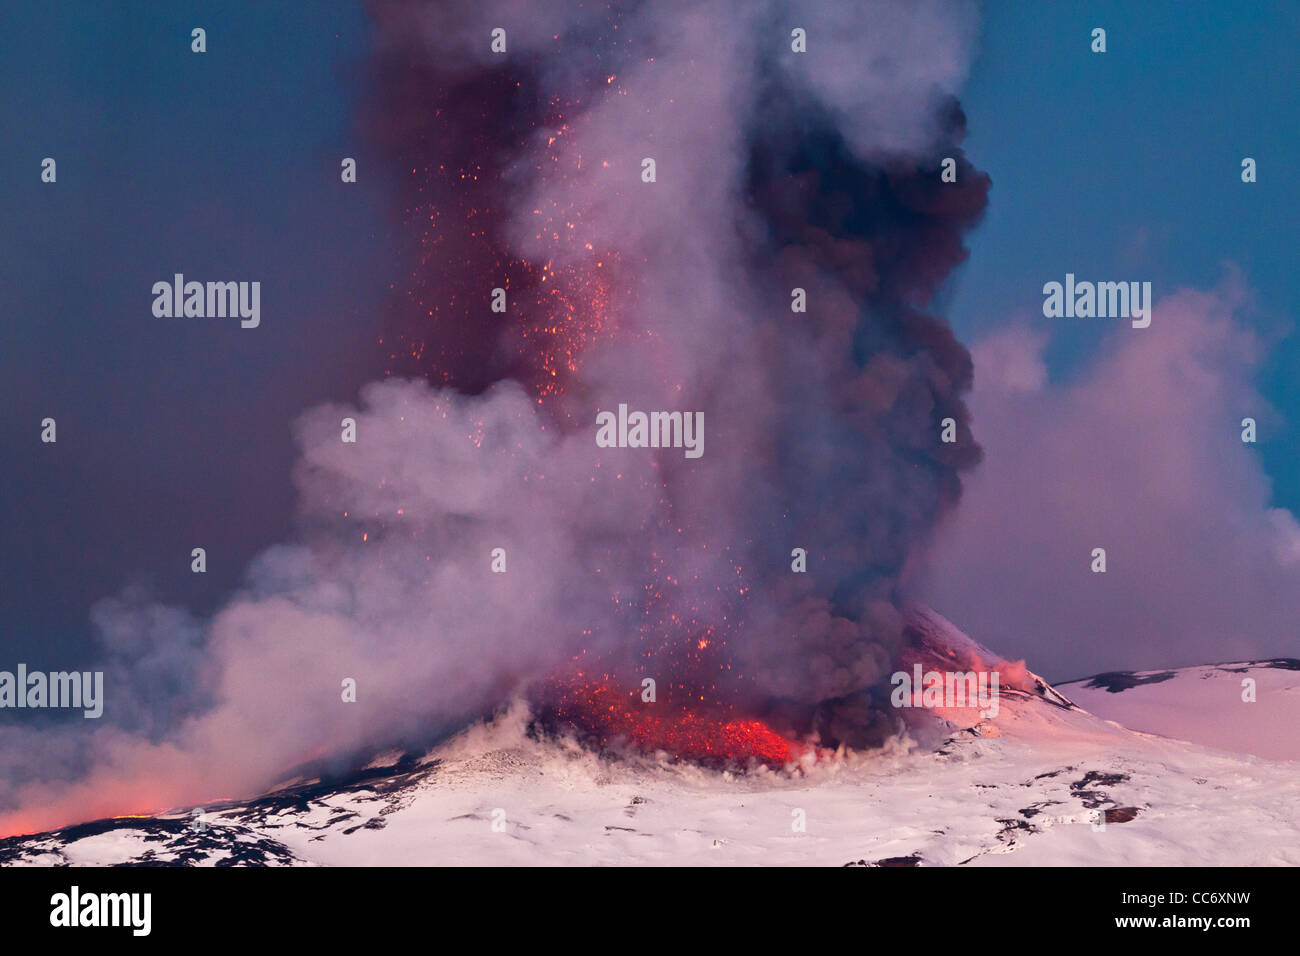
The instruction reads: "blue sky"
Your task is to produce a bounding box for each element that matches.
[0,2,394,662]
[951,0,1300,509]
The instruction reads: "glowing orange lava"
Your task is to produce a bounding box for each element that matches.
[541,665,797,768]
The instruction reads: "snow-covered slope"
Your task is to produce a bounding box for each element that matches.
[3,609,1297,866]
[1057,659,1300,761]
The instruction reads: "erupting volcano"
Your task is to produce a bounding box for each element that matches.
[365,0,991,758]
[0,1,994,840]
[541,668,799,768]
[534,617,811,767]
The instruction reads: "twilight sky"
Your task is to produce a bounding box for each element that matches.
[0,1,397,667]
[920,1,1300,677]
[1,0,1297,702]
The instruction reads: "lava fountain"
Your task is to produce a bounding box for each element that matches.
[365,0,990,765]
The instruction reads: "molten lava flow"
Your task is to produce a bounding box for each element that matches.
[539,651,799,769]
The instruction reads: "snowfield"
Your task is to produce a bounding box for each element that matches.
[1058,659,1300,762]
[3,608,1297,866]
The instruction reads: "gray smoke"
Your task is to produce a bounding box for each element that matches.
[0,0,988,835]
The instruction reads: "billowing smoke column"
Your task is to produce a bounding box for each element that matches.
[0,0,988,837]
[365,0,989,749]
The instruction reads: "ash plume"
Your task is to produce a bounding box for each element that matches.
[365,0,991,745]
[0,0,988,835]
